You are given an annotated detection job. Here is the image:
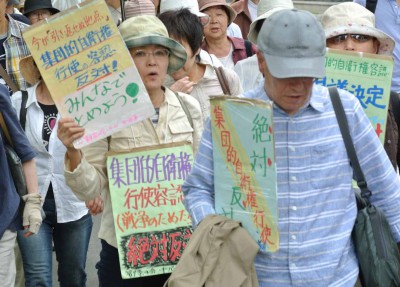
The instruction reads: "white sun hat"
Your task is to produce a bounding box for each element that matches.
[159,0,208,18]
[320,2,394,55]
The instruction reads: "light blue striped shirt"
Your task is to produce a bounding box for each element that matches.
[182,84,400,286]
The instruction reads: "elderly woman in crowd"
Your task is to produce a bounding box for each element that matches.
[57,15,203,286]
[199,0,257,70]
[321,2,399,171]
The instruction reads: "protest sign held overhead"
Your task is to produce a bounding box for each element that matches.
[106,142,194,279]
[22,0,155,148]
[211,97,279,252]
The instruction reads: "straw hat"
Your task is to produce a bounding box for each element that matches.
[247,0,294,43]
[119,15,187,73]
[19,56,41,85]
[198,0,237,25]
[320,2,394,55]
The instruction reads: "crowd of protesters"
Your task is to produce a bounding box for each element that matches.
[0,0,400,286]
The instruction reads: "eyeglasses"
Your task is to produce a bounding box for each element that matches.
[28,9,52,21]
[199,15,210,27]
[131,49,170,59]
[327,34,374,45]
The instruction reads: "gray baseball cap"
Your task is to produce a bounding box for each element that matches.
[257,9,326,79]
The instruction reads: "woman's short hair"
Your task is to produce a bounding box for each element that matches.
[158,8,204,57]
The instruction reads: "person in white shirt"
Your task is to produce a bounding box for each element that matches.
[12,56,97,287]
[234,0,293,92]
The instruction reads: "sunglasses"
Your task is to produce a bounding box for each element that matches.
[327,34,375,45]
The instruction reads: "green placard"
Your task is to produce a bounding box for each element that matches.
[106,143,194,279]
[316,49,394,143]
[211,97,279,252]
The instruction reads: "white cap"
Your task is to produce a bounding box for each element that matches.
[159,0,208,18]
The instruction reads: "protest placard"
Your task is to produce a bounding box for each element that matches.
[316,49,394,143]
[211,97,279,252]
[106,142,194,278]
[22,0,155,148]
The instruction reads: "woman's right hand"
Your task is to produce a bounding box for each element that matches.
[57,117,85,171]
[57,117,85,150]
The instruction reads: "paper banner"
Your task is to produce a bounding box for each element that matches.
[211,97,279,252]
[316,49,394,143]
[22,0,155,148]
[106,142,194,278]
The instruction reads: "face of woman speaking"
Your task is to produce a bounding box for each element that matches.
[129,44,169,95]
[202,6,229,41]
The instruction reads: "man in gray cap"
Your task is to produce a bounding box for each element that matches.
[182,8,400,286]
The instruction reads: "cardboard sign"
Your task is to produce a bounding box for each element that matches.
[107,143,194,278]
[22,0,155,148]
[316,49,394,143]
[211,97,279,252]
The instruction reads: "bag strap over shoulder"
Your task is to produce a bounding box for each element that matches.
[0,64,19,94]
[390,91,400,130]
[0,111,13,146]
[244,39,253,58]
[214,66,231,95]
[328,87,371,202]
[174,92,194,129]
[366,0,378,13]
[19,90,28,130]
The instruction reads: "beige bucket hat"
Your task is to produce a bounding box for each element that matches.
[119,15,187,73]
[198,0,237,25]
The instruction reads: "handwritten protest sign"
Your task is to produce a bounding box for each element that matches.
[211,97,279,252]
[106,143,194,278]
[316,49,394,143]
[22,0,155,148]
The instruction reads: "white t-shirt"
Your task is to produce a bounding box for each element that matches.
[227,22,243,39]
[218,44,235,70]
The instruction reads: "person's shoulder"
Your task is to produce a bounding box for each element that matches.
[231,0,245,13]
[175,90,201,111]
[235,54,257,68]
[9,14,30,25]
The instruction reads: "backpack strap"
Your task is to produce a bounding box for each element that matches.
[244,40,253,58]
[389,90,400,168]
[366,0,378,13]
[390,91,400,129]
[173,92,193,129]
[214,66,231,95]
[19,90,28,130]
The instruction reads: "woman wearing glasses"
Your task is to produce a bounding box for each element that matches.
[321,2,400,171]
[57,16,203,287]
[23,0,59,24]
[159,6,243,120]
